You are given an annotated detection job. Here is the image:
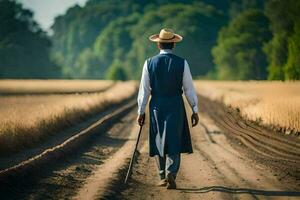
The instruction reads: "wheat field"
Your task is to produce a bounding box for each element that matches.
[0,79,114,94]
[1,80,299,154]
[195,81,300,135]
[0,81,137,154]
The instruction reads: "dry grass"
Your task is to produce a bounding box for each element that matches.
[0,79,114,94]
[0,81,137,155]
[195,81,300,135]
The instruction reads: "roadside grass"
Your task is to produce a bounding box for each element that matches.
[195,81,300,136]
[0,81,137,155]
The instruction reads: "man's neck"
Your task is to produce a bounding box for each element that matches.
[159,49,173,54]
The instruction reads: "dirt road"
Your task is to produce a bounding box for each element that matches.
[114,96,300,200]
[1,96,299,199]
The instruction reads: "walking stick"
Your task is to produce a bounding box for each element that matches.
[124,124,143,184]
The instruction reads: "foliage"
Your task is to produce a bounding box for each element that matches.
[0,0,59,78]
[1,0,299,80]
[50,1,143,78]
[228,0,264,18]
[51,0,227,79]
[123,2,226,79]
[212,9,271,80]
[264,0,300,80]
[90,13,140,79]
[263,33,287,80]
[284,22,300,80]
[106,60,128,81]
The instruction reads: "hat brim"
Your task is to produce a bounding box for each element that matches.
[149,33,182,43]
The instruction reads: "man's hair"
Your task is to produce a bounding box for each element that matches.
[158,42,175,50]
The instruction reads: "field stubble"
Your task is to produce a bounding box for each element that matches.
[0,81,137,155]
[0,79,113,94]
[195,81,300,136]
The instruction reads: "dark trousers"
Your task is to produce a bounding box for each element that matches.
[155,154,181,180]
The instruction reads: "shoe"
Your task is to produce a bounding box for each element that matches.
[166,173,176,189]
[157,179,167,187]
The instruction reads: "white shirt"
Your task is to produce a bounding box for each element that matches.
[137,49,199,115]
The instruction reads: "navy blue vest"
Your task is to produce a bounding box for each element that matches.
[147,53,185,97]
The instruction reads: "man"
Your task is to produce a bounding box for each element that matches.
[137,28,199,189]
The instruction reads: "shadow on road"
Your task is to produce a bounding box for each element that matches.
[178,186,300,197]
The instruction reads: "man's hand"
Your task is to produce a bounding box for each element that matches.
[137,114,145,126]
[191,113,199,127]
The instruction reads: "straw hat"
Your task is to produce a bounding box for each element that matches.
[149,28,183,43]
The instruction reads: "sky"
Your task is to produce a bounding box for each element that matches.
[19,0,88,31]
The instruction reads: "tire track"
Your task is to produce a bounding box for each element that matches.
[192,145,260,200]
[73,120,141,200]
[187,106,262,200]
[232,114,300,149]
[210,109,298,161]
[199,95,300,180]
[201,95,299,159]
[224,108,300,157]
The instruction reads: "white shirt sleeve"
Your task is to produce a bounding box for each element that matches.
[137,60,151,115]
[183,60,198,113]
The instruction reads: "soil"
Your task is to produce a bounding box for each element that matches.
[0,95,299,200]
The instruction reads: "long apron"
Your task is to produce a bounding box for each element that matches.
[149,94,193,157]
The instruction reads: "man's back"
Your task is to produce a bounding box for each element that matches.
[147,53,185,97]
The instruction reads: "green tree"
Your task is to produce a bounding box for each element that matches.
[51,0,227,79]
[284,22,300,80]
[264,0,300,80]
[73,48,101,79]
[106,60,128,81]
[0,0,59,78]
[229,0,264,18]
[87,13,140,79]
[50,1,140,77]
[123,2,226,79]
[212,9,271,80]
[263,33,287,80]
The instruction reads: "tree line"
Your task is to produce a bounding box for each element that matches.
[213,0,300,80]
[0,0,60,78]
[0,0,299,80]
